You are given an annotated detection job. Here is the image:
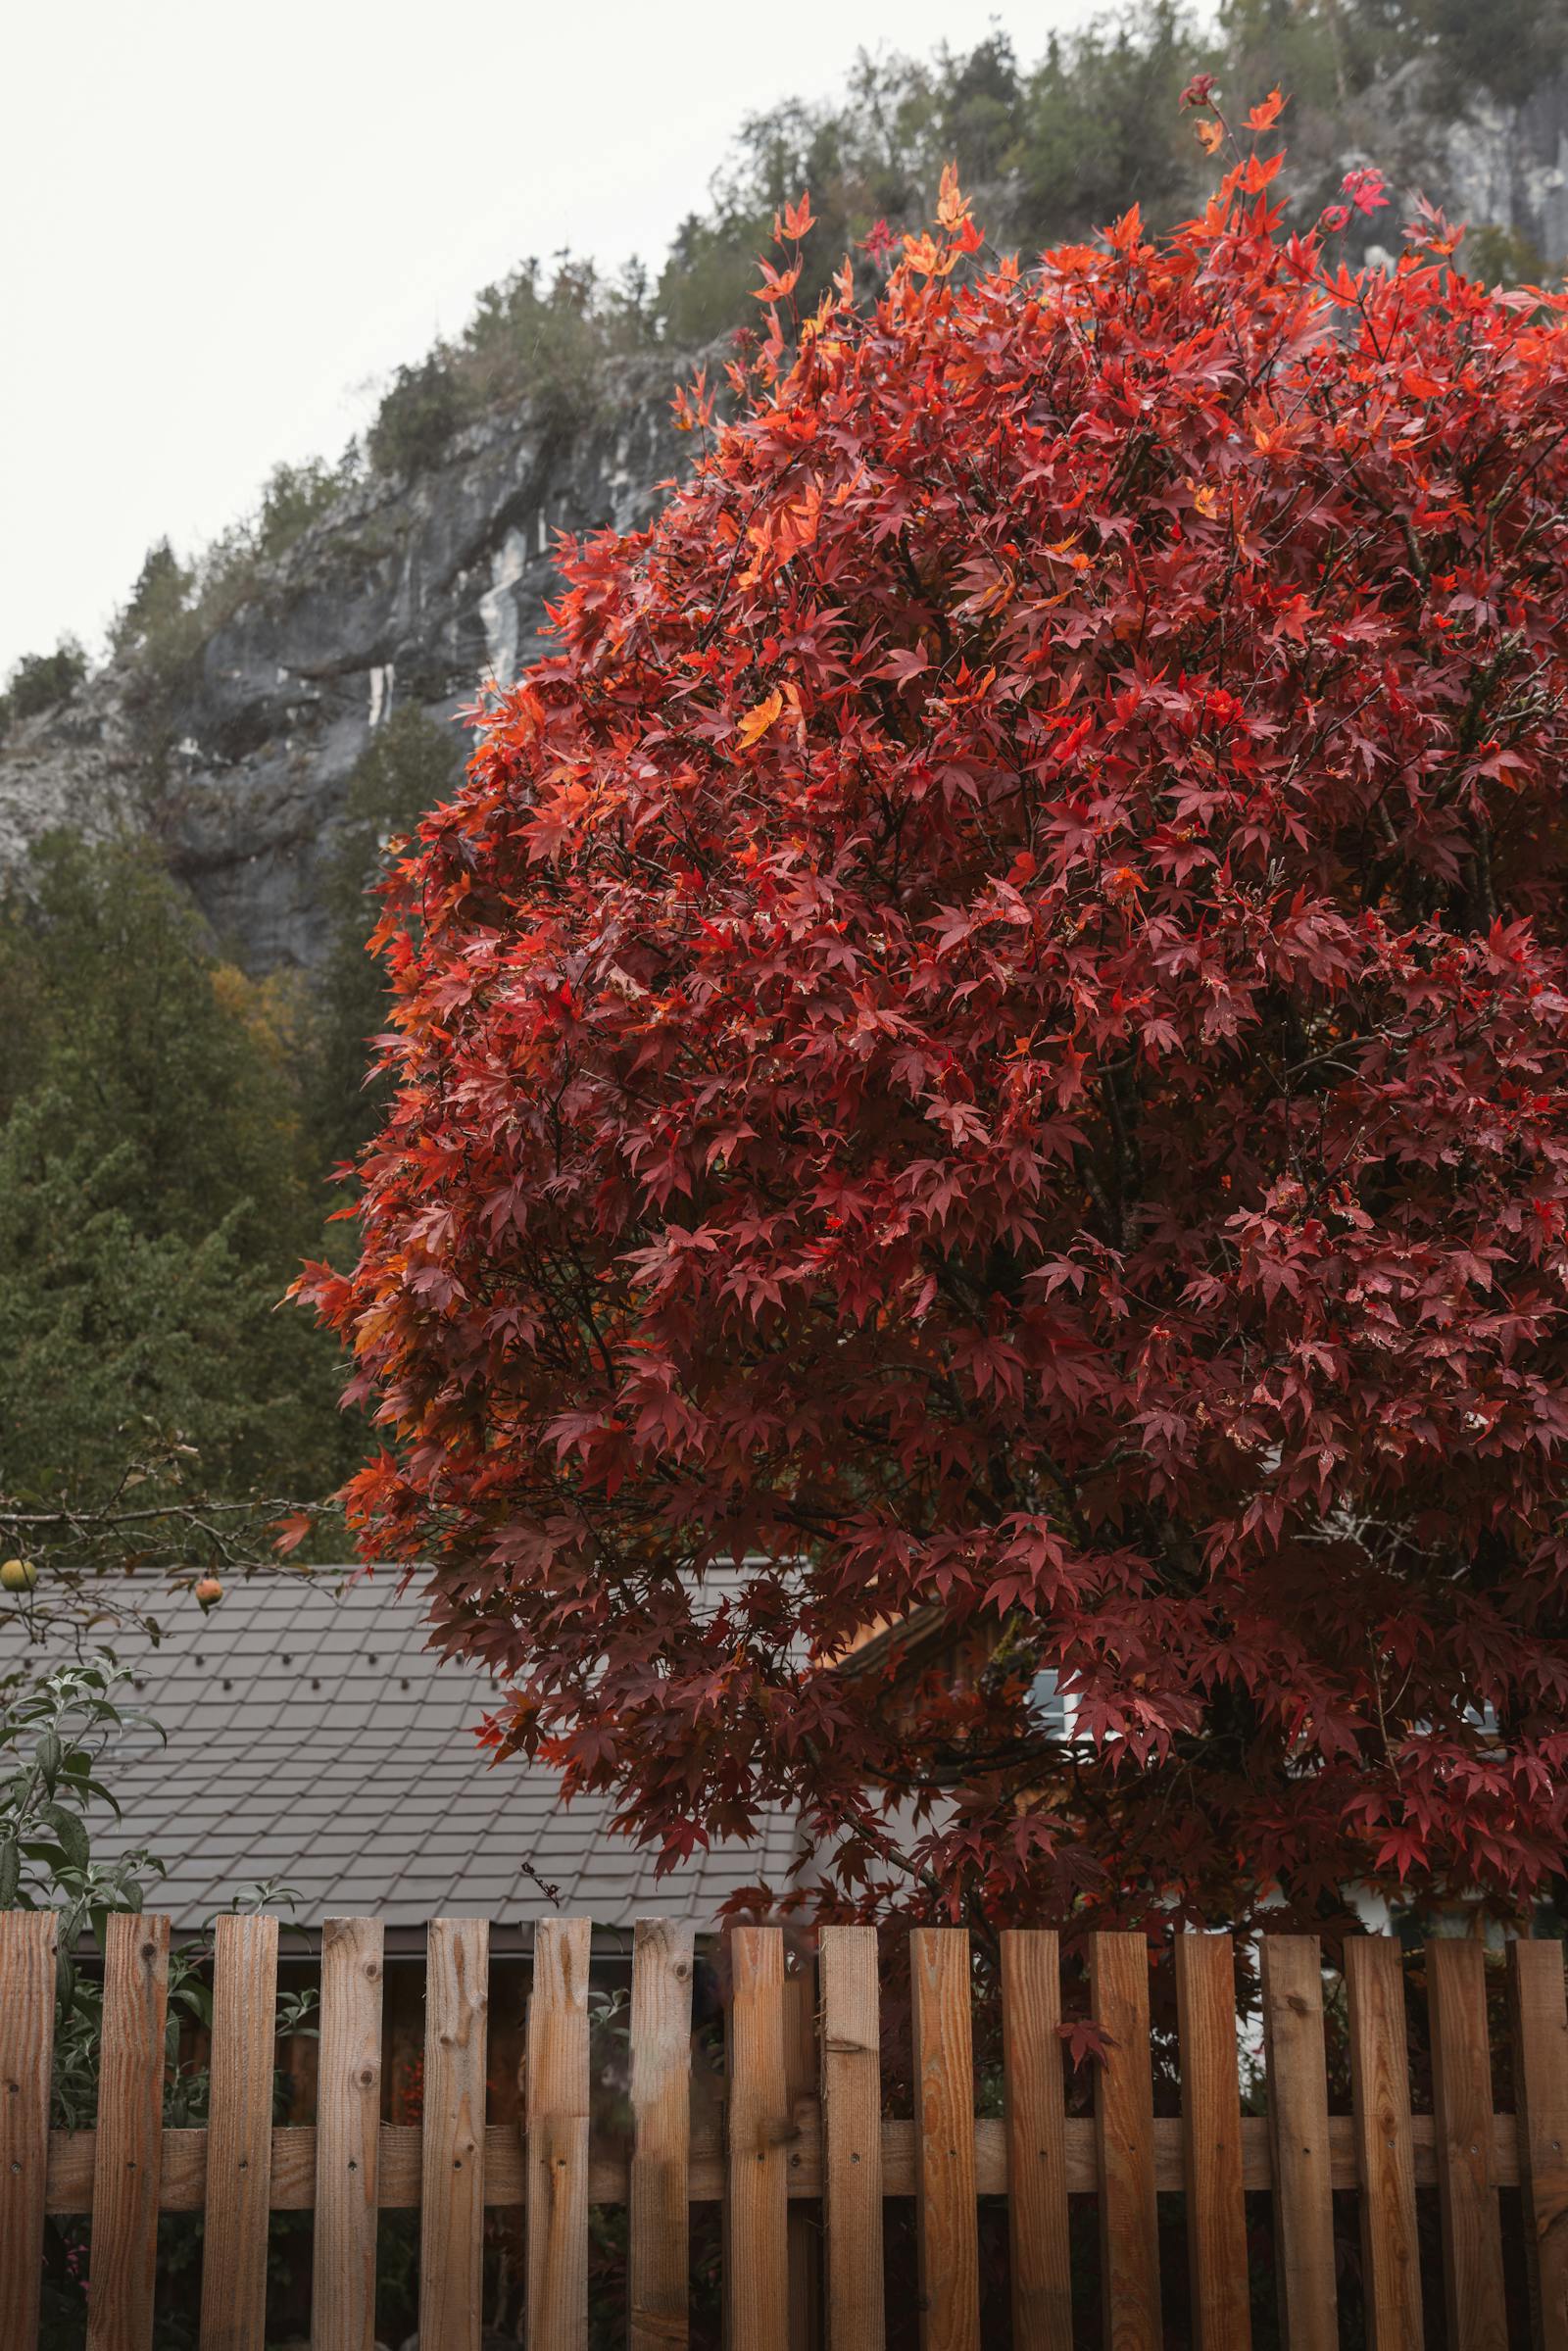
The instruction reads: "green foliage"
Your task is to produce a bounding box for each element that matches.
[1,835,308,1253]
[1465,219,1551,284]
[656,42,1009,344]
[1014,4,1206,241]
[1407,0,1568,108]
[458,252,654,427]
[0,834,354,1526]
[112,540,196,661]
[366,255,657,475]
[255,455,353,558]
[0,1659,161,2094]
[0,1108,325,1507]
[0,639,87,736]
[367,350,475,475]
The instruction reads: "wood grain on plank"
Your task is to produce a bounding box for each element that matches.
[1427,1936,1507,2351]
[784,1951,822,2351]
[418,1918,489,2351]
[1259,1936,1338,2351]
[0,1909,56,2351]
[527,1918,591,2351]
[819,1926,884,2351]
[1089,1932,1162,2351]
[629,1919,694,2351]
[313,1917,383,2351]
[1509,1937,1568,2351]
[87,1912,169,2351]
[999,1930,1071,2351]
[1345,1936,1422,2351]
[910,1929,980,2351]
[1175,1934,1250,2351]
[41,2100,1537,2211]
[727,1927,792,2351]
[199,1912,277,2351]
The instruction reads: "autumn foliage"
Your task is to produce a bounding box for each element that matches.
[305,141,1568,1938]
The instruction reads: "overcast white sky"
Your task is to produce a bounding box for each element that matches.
[1,0,1104,678]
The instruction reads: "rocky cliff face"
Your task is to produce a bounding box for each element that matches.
[4,65,1564,976]
[1380,54,1568,266]
[0,347,693,971]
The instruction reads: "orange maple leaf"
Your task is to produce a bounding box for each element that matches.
[1241,150,1285,192]
[902,230,957,279]
[1196,120,1225,155]
[937,162,970,231]
[1105,203,1145,253]
[1249,87,1286,131]
[780,190,815,240]
[751,258,802,305]
[736,689,784,750]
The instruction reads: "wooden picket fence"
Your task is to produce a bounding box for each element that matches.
[2,1909,1567,2350]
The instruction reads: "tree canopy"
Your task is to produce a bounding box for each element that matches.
[0,836,353,1602]
[314,145,1568,1938]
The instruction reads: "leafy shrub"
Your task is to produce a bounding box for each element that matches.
[457,252,648,430]
[0,1658,160,2026]
[367,352,476,476]
[113,541,195,660]
[1015,3,1206,239]
[255,455,356,558]
[0,639,87,734]
[1464,219,1551,286]
[365,255,657,479]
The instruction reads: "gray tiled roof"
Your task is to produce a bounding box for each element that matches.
[6,1572,805,1931]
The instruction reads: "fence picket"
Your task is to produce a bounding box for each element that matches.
[1000,1930,1071,2351]
[819,1925,884,2351]
[1428,1935,1507,2351]
[629,1919,694,2351]
[1176,1933,1250,2351]
[1090,1931,1162,2351]
[784,1949,822,2351]
[910,1928,980,2351]
[86,1911,169,2351]
[0,1909,55,2351]
[199,1912,277,2351]
[419,1918,489,2351]
[527,1917,592,2351]
[728,1926,791,2351]
[1346,1935,1422,2351]
[1260,1935,1338,2351]
[7,1900,1556,2340]
[314,1917,383,2351]
[1510,1937,1568,2351]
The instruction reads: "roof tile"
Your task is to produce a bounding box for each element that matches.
[6,1574,804,1930]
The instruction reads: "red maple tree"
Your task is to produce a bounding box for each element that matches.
[304,147,1568,1938]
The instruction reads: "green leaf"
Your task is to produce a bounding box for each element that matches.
[35,1730,63,1794]
[0,1839,20,1908]
[42,1805,89,1874]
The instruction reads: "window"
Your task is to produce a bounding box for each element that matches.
[1028,1667,1072,1739]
